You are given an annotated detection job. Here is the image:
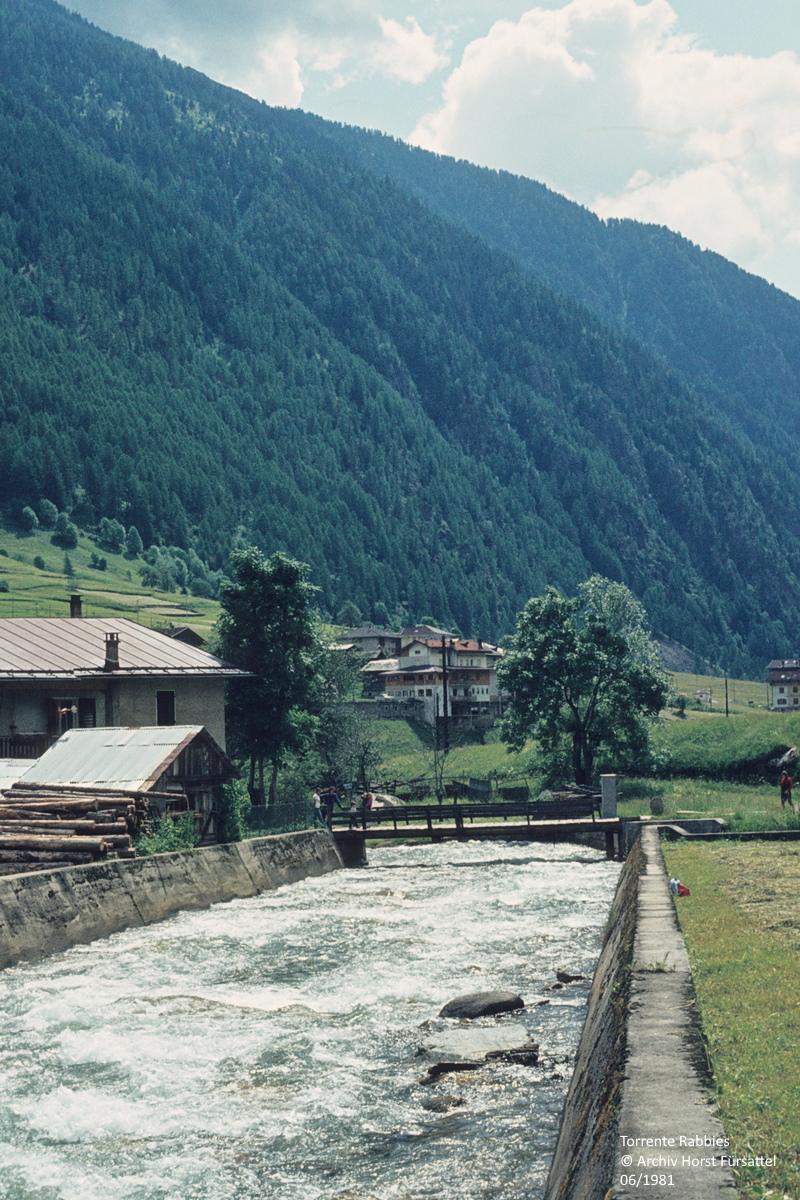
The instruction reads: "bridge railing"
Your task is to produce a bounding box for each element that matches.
[331,796,602,831]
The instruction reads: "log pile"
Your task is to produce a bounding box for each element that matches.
[0,784,154,874]
[550,785,602,802]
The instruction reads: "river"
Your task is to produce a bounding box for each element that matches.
[0,839,619,1200]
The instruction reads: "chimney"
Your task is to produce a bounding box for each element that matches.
[70,594,82,619]
[104,632,120,671]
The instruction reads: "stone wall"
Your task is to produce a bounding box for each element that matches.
[544,827,737,1200]
[0,829,342,971]
[544,835,644,1199]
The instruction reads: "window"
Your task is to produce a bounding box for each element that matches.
[778,698,788,705]
[426,689,432,696]
[78,697,96,728]
[157,690,176,726]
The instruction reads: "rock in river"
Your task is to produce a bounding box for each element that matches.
[438,991,524,1019]
[419,1023,534,1063]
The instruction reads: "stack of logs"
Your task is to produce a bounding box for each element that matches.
[0,784,153,874]
[550,784,602,802]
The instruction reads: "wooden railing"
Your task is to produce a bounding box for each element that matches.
[0,734,57,759]
[332,796,602,832]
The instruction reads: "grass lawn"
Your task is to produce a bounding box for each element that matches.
[617,777,800,832]
[371,718,533,788]
[662,840,800,1200]
[652,710,800,780]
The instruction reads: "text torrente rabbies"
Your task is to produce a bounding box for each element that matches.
[619,1135,775,1169]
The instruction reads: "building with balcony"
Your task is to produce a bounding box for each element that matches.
[0,611,247,758]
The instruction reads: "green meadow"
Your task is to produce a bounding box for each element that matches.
[0,523,219,637]
[663,840,800,1200]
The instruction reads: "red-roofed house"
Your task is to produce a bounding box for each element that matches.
[379,636,503,725]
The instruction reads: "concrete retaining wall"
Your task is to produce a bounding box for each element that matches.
[545,826,737,1200]
[0,829,343,970]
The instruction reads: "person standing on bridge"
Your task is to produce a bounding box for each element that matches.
[323,787,343,829]
[361,790,374,829]
[311,789,327,828]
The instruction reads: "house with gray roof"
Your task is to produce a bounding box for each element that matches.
[767,659,800,710]
[0,613,247,758]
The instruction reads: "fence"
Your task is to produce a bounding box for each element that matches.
[244,801,310,836]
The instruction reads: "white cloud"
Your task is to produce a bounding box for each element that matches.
[235,35,305,108]
[409,0,800,296]
[72,1,447,107]
[372,17,449,84]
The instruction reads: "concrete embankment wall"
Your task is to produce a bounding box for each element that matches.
[545,826,737,1200]
[0,829,343,971]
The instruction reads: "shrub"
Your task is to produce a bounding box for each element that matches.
[20,506,38,533]
[51,512,78,549]
[218,779,249,843]
[37,498,58,529]
[135,813,199,855]
[33,556,46,570]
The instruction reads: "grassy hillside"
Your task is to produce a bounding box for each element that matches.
[371,719,531,788]
[652,711,800,780]
[669,672,767,714]
[0,523,219,636]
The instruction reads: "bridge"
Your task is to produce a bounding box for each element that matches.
[331,797,623,864]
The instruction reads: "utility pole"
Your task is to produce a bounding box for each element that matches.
[725,674,729,718]
[441,636,450,753]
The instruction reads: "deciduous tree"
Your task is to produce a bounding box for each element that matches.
[498,577,668,785]
[217,548,319,805]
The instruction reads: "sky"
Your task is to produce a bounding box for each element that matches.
[67,0,800,298]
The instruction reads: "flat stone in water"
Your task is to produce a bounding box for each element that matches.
[419,1023,533,1062]
[438,990,524,1018]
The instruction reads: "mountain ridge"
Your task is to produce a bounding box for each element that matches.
[1,0,799,674]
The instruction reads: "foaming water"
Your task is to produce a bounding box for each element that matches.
[0,840,619,1199]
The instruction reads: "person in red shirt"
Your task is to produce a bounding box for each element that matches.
[780,770,794,808]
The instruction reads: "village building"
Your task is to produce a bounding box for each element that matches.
[368,637,504,726]
[14,724,237,840]
[767,659,800,710]
[0,607,247,758]
[341,626,404,658]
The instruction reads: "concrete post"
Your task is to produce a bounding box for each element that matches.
[600,773,617,818]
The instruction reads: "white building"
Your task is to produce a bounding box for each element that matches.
[379,637,503,725]
[767,659,800,710]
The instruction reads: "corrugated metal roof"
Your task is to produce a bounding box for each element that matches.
[0,760,33,790]
[16,726,205,791]
[0,618,247,679]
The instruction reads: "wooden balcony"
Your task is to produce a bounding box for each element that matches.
[0,733,57,759]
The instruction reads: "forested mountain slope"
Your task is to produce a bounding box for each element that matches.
[292,116,800,453]
[1,0,798,674]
